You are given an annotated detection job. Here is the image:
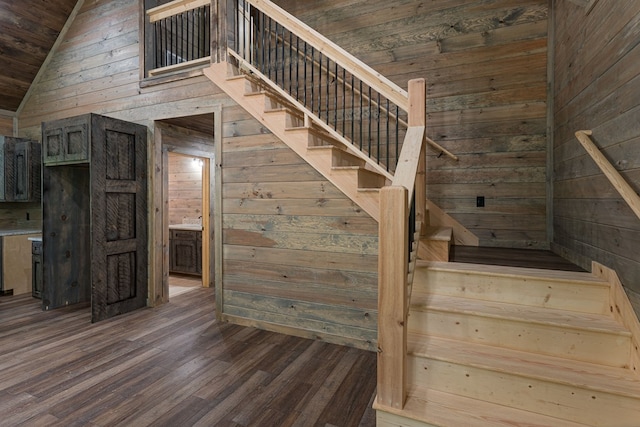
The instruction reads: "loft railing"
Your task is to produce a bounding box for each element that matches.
[575,130,640,220]
[146,0,212,76]
[229,0,409,173]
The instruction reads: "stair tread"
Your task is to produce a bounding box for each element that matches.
[411,293,629,334]
[408,334,640,398]
[415,260,609,286]
[376,386,588,427]
[421,226,452,241]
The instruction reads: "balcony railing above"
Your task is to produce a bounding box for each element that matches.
[146,0,211,77]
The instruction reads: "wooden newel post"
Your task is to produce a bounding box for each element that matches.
[408,78,427,227]
[378,185,408,409]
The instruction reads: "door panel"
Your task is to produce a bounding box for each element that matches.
[91,116,147,323]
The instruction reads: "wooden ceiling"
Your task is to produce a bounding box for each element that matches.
[0,0,78,113]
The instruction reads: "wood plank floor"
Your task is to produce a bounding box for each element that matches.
[0,289,377,427]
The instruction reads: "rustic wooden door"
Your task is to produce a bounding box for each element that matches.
[90,115,148,323]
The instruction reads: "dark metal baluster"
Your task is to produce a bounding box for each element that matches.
[288,29,292,95]
[326,57,330,124]
[377,92,381,168]
[318,52,322,119]
[368,86,372,156]
[310,46,314,113]
[386,98,390,170]
[281,23,286,90]
[303,41,307,106]
[295,35,299,100]
[260,11,265,73]
[333,62,338,130]
[266,16,271,79]
[359,79,363,150]
[395,104,400,170]
[342,67,346,137]
[351,73,355,143]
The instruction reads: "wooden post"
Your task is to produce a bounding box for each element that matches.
[212,0,228,62]
[377,185,408,409]
[408,78,427,228]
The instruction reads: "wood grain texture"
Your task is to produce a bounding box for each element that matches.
[168,152,204,225]
[552,0,640,297]
[273,0,549,248]
[221,105,379,351]
[0,288,377,426]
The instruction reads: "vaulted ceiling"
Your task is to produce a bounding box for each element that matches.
[0,0,78,113]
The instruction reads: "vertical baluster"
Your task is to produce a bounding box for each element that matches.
[334,61,338,130]
[386,98,390,170]
[310,46,315,113]
[318,52,322,119]
[260,11,265,73]
[288,29,292,95]
[377,92,381,168]
[303,41,307,107]
[281,23,286,90]
[295,35,299,100]
[265,16,270,78]
[342,67,346,137]
[396,104,400,171]
[351,74,355,144]
[359,79,363,150]
[368,86,372,158]
[326,56,330,125]
[154,21,159,68]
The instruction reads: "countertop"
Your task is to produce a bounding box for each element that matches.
[0,228,41,237]
[169,224,203,231]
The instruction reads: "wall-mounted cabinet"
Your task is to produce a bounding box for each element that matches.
[42,115,89,165]
[0,136,41,202]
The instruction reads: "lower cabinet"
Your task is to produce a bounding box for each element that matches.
[169,229,202,276]
[32,240,42,298]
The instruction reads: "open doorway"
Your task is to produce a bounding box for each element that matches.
[167,152,205,297]
[152,111,219,305]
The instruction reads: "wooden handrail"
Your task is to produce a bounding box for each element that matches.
[245,0,408,111]
[147,0,210,22]
[392,126,425,207]
[575,130,640,220]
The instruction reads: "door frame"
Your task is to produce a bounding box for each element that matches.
[150,110,221,305]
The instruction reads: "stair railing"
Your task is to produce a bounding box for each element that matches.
[377,79,427,410]
[575,130,640,221]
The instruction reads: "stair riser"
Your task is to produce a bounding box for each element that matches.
[417,240,450,262]
[409,355,640,426]
[408,310,631,367]
[413,269,610,314]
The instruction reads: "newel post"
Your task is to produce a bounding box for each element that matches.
[408,78,427,226]
[212,0,228,62]
[377,185,408,409]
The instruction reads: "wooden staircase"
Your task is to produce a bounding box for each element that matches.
[204,61,454,261]
[375,261,640,427]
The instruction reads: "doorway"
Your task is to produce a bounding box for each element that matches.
[167,152,205,297]
[152,111,219,305]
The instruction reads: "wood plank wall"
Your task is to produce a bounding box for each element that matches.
[168,152,203,225]
[552,0,640,311]
[16,0,229,141]
[274,0,549,248]
[0,116,12,135]
[221,104,379,351]
[0,203,42,230]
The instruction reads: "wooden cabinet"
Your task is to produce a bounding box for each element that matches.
[169,229,202,275]
[42,114,148,322]
[0,136,41,202]
[42,115,89,165]
[32,240,42,298]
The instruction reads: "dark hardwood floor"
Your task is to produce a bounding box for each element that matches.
[0,289,377,427]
